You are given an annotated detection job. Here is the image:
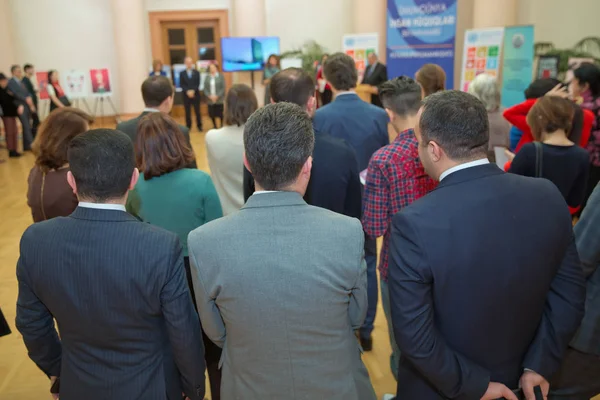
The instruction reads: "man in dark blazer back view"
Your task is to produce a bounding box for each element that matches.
[180,56,203,131]
[116,75,197,169]
[22,64,40,137]
[388,90,586,400]
[361,53,388,108]
[16,129,206,400]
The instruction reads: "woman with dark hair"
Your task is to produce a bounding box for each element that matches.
[126,112,223,399]
[203,63,226,129]
[47,70,71,112]
[509,96,589,208]
[415,63,446,97]
[205,84,258,215]
[316,53,332,106]
[263,54,280,105]
[27,107,94,221]
[571,62,600,212]
[0,72,22,158]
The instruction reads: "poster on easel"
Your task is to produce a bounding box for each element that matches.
[460,27,505,92]
[342,33,378,80]
[35,71,49,100]
[536,55,560,79]
[90,68,112,96]
[63,70,89,99]
[172,64,186,92]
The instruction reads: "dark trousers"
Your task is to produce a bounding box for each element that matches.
[31,111,39,138]
[184,257,221,400]
[549,347,600,399]
[208,103,224,129]
[321,89,332,106]
[183,93,202,130]
[0,307,10,337]
[1,117,18,151]
[17,107,33,150]
[360,236,378,339]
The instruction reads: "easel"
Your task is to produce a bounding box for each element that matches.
[93,95,120,124]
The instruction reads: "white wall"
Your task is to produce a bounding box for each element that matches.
[517,0,600,48]
[145,0,230,11]
[8,0,119,116]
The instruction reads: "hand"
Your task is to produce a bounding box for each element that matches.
[480,382,518,400]
[504,149,516,161]
[50,376,59,399]
[17,105,24,115]
[545,84,569,99]
[186,90,195,99]
[520,370,549,400]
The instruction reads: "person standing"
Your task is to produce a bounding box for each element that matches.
[388,90,585,400]
[203,63,225,129]
[47,70,71,112]
[549,182,600,400]
[262,54,280,105]
[0,72,23,158]
[188,102,376,400]
[362,76,437,384]
[149,59,167,77]
[316,53,332,106]
[314,52,389,350]
[22,64,40,137]
[16,129,206,400]
[361,53,388,108]
[7,65,35,151]
[415,63,446,98]
[180,56,203,132]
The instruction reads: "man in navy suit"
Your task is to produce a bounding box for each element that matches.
[388,90,586,400]
[313,52,389,350]
[180,56,203,131]
[16,129,206,400]
[243,67,362,219]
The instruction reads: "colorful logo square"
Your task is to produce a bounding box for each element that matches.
[466,60,475,69]
[476,47,488,58]
[346,50,355,58]
[467,47,477,58]
[355,60,365,71]
[464,70,476,82]
[487,70,497,77]
[463,82,470,92]
[486,57,498,70]
[488,46,499,57]
[476,59,487,69]
[476,70,486,76]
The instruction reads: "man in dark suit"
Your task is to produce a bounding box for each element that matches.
[22,63,40,137]
[361,53,388,108]
[313,52,389,350]
[550,182,600,399]
[180,56,203,132]
[16,129,206,400]
[388,90,586,400]
[243,67,362,219]
[116,75,196,168]
[8,64,35,151]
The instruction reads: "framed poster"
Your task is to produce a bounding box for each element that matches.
[63,70,89,99]
[536,55,559,79]
[90,68,112,96]
[172,64,186,92]
[500,25,534,108]
[460,27,505,92]
[343,33,378,79]
[35,71,49,100]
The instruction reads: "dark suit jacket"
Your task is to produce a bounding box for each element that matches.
[361,63,387,107]
[22,76,38,108]
[116,111,197,169]
[15,207,206,400]
[243,127,362,219]
[313,92,389,171]
[7,77,31,106]
[180,69,201,95]
[388,164,586,400]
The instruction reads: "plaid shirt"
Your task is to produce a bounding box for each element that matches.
[362,129,437,281]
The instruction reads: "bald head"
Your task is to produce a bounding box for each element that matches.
[269,68,315,112]
[184,57,193,69]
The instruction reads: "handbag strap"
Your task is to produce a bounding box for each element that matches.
[40,172,48,221]
[534,142,543,178]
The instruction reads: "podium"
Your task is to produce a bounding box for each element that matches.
[356,84,374,103]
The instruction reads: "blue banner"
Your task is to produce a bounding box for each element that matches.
[386,0,457,89]
[500,25,534,108]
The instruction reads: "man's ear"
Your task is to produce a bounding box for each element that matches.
[243,152,251,173]
[129,168,140,191]
[429,141,443,163]
[385,108,395,123]
[302,156,313,178]
[67,171,78,195]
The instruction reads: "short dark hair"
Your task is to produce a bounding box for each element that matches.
[68,129,135,202]
[574,62,600,98]
[379,76,422,117]
[524,78,561,99]
[224,84,258,127]
[10,65,20,74]
[0,73,7,81]
[244,103,314,190]
[48,70,57,83]
[323,53,357,91]
[135,113,196,180]
[141,76,174,107]
[419,90,489,160]
[24,64,34,72]
[270,68,314,107]
[527,96,574,140]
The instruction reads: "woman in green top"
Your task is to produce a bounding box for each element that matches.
[126,112,223,399]
[262,54,280,105]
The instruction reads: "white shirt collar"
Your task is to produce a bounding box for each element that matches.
[78,202,126,212]
[335,91,356,97]
[253,190,280,195]
[439,158,490,181]
[143,107,160,113]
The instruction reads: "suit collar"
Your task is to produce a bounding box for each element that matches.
[435,163,504,191]
[70,206,138,222]
[242,191,306,210]
[334,92,359,102]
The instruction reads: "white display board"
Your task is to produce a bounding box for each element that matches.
[342,33,379,78]
[460,28,505,92]
[63,69,89,99]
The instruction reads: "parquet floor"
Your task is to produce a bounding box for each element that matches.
[0,116,397,399]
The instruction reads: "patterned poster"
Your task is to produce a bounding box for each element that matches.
[342,33,379,80]
[89,68,112,96]
[460,27,505,92]
[35,71,49,100]
[63,70,89,99]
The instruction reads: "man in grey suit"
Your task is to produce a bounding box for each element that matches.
[116,75,197,168]
[8,64,35,150]
[188,102,376,400]
[16,129,206,400]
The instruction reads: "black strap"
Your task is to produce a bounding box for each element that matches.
[534,142,543,178]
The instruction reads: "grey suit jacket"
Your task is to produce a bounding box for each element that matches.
[188,191,376,400]
[203,74,225,105]
[7,77,31,105]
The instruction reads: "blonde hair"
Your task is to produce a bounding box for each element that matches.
[468,73,501,112]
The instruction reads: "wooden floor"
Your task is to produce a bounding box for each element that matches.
[0,116,397,399]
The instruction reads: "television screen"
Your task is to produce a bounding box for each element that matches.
[221,37,280,72]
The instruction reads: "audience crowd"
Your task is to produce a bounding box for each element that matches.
[1,53,600,400]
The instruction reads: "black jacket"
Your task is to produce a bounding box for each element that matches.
[180,69,201,94]
[0,86,19,117]
[22,76,38,108]
[361,63,388,107]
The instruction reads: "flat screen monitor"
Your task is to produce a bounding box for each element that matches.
[221,36,280,72]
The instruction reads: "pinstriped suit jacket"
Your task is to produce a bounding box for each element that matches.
[16,206,206,400]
